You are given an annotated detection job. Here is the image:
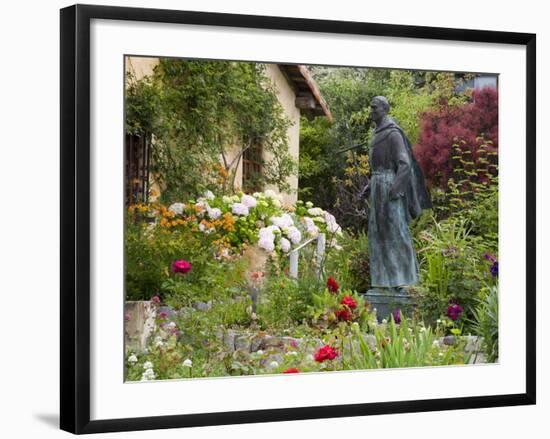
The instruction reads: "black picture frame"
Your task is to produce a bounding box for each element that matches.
[60,4,536,434]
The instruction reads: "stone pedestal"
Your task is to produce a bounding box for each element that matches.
[363,288,416,322]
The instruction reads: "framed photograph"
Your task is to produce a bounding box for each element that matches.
[60,4,536,434]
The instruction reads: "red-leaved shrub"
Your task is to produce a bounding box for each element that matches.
[414,86,498,188]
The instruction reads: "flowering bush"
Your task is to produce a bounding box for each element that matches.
[128,190,342,262]
[308,278,371,330]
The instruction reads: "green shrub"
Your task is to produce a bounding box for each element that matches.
[469,284,499,362]
[415,216,488,328]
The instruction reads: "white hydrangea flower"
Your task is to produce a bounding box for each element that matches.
[143,361,154,370]
[303,217,319,236]
[241,194,257,208]
[270,213,294,229]
[272,198,281,208]
[222,195,232,204]
[258,236,275,252]
[307,207,324,216]
[324,211,342,234]
[155,340,164,348]
[269,361,279,369]
[285,351,298,357]
[168,202,185,215]
[231,203,249,216]
[280,237,291,253]
[305,201,314,208]
[203,190,215,200]
[264,189,277,199]
[182,358,193,368]
[285,226,302,245]
[259,225,279,239]
[256,350,264,355]
[127,354,138,365]
[312,216,326,224]
[207,207,222,220]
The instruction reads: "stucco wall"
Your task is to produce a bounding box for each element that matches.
[125,56,157,78]
[263,64,300,206]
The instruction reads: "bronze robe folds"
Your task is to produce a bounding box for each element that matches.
[368,118,430,288]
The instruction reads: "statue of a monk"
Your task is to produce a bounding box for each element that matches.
[367,96,432,290]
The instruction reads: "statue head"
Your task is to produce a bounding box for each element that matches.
[370,96,390,125]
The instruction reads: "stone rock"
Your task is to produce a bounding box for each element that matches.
[281,336,303,349]
[192,301,212,312]
[234,335,252,352]
[464,336,483,353]
[262,353,284,370]
[158,306,178,319]
[250,336,264,352]
[223,329,237,352]
[178,306,195,317]
[261,336,284,350]
[443,336,456,346]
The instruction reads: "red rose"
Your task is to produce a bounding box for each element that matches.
[335,308,352,321]
[327,277,339,293]
[283,368,300,374]
[151,295,161,304]
[340,295,357,309]
[314,345,338,362]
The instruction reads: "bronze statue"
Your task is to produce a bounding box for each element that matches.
[367,96,431,293]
